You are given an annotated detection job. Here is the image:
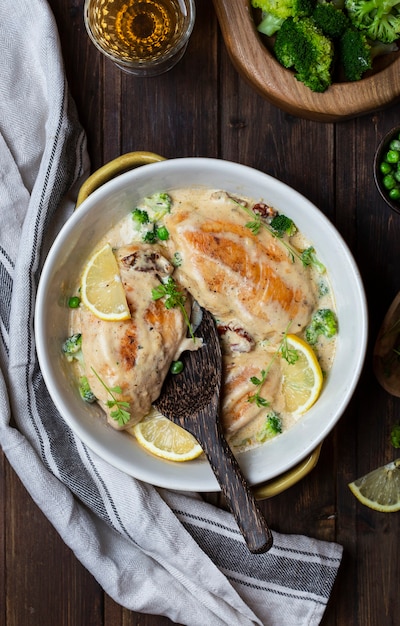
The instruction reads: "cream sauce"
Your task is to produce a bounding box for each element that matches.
[69,187,337,450]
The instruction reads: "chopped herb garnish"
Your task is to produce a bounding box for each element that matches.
[245,215,262,235]
[152,276,195,341]
[248,368,271,408]
[280,333,299,364]
[90,367,131,427]
[229,196,324,271]
[248,322,296,406]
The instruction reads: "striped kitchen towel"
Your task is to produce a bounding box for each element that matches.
[0,1,343,624]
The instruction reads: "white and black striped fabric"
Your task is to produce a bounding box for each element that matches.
[0,1,343,624]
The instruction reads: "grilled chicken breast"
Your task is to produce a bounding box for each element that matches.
[77,244,191,429]
[221,347,283,435]
[164,191,316,340]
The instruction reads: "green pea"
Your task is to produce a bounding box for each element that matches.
[380,161,392,175]
[170,360,184,374]
[389,188,400,201]
[394,170,400,183]
[156,226,169,241]
[68,296,81,308]
[386,150,400,164]
[383,174,396,190]
[390,139,400,151]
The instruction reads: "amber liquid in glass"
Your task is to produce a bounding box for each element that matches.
[87,0,186,63]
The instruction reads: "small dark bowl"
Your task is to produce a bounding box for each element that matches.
[374,125,400,216]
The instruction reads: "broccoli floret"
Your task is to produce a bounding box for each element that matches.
[133,196,171,243]
[345,0,400,43]
[305,308,338,345]
[62,333,82,360]
[269,213,297,237]
[143,225,158,244]
[339,28,372,81]
[257,12,285,36]
[143,192,172,218]
[274,17,334,93]
[256,411,283,442]
[391,423,400,448]
[252,0,315,20]
[172,251,183,267]
[132,208,149,224]
[79,376,97,403]
[142,223,170,243]
[62,333,85,371]
[62,335,97,404]
[318,279,329,297]
[312,2,350,37]
[301,246,326,273]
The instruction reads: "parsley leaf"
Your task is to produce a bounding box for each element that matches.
[90,368,131,427]
[280,334,299,365]
[248,322,297,406]
[152,276,195,340]
[245,217,262,235]
[229,196,325,269]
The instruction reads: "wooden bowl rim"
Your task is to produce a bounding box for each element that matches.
[212,0,400,122]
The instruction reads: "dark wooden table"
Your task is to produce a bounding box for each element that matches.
[2,1,400,624]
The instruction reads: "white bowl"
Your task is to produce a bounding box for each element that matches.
[35,155,368,492]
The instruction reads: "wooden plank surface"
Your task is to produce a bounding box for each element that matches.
[1,0,400,625]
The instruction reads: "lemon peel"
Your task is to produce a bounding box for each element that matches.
[131,409,203,462]
[81,243,130,321]
[280,334,324,416]
[349,459,400,512]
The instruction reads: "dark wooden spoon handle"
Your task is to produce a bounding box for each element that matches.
[189,408,273,554]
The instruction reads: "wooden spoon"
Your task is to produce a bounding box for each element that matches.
[154,308,273,554]
[373,291,400,397]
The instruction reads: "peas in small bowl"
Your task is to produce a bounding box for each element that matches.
[374,125,400,216]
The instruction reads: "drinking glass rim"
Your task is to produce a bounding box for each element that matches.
[83,0,196,71]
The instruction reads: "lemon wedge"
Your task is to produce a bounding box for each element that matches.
[81,243,130,321]
[348,459,400,512]
[130,409,203,462]
[280,334,324,416]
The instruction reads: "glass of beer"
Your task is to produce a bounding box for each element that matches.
[84,0,196,76]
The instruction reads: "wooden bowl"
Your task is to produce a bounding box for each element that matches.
[212,0,400,122]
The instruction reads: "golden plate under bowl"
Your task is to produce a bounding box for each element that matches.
[212,0,400,122]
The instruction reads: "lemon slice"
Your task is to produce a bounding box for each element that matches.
[130,409,203,462]
[348,459,400,512]
[280,334,323,416]
[81,243,130,321]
